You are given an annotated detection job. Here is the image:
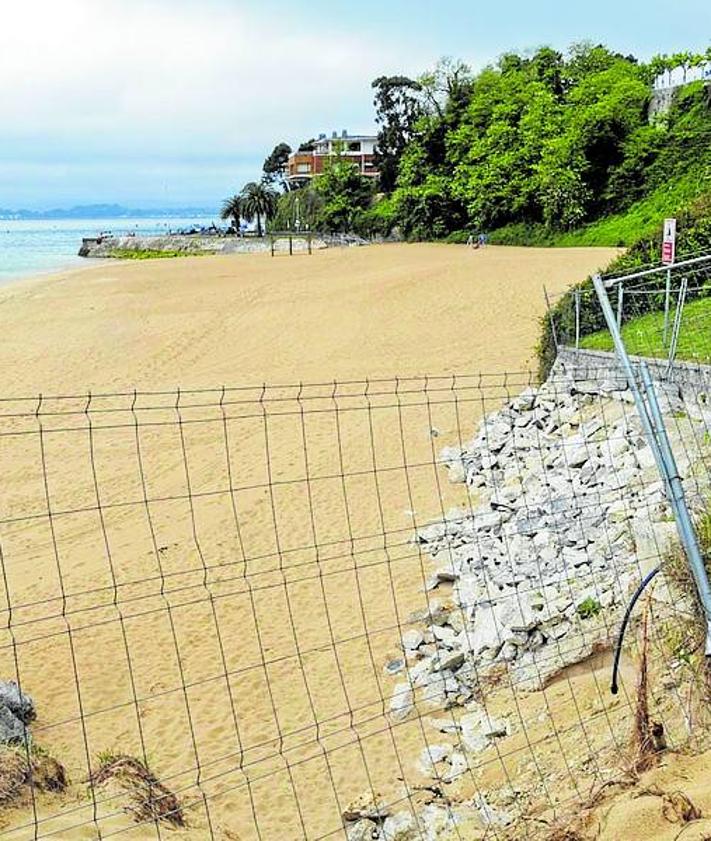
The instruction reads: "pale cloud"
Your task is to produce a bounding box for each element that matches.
[0,0,414,205]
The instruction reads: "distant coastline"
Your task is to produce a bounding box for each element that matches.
[0,215,221,283]
[0,203,218,221]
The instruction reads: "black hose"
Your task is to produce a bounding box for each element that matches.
[611,567,661,695]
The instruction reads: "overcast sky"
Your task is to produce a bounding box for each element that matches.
[1,0,709,209]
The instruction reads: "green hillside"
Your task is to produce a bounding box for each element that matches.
[262,44,710,252]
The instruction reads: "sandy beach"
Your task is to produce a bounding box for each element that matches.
[0,243,618,394]
[0,243,622,840]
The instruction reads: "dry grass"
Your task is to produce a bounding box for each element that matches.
[0,745,66,808]
[90,754,185,828]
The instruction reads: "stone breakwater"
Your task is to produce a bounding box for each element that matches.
[344,359,711,840]
[78,233,369,258]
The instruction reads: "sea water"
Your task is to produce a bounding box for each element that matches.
[0,217,219,284]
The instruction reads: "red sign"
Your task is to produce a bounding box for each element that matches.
[662,218,676,265]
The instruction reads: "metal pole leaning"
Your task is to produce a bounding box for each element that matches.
[593,274,711,656]
[543,285,559,351]
[665,277,688,379]
[640,364,711,655]
[592,274,666,479]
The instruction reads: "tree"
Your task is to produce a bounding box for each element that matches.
[262,142,292,191]
[371,75,424,192]
[672,51,694,83]
[532,47,565,97]
[220,195,242,231]
[271,187,324,232]
[418,57,472,118]
[239,182,278,237]
[647,53,670,87]
[312,161,374,232]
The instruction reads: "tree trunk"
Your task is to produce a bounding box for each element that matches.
[257,214,263,238]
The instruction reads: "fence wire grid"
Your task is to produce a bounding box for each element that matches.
[546,254,711,373]
[0,365,708,840]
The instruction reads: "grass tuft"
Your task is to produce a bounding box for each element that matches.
[91,754,185,828]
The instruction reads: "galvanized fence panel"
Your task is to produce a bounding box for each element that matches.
[0,366,709,839]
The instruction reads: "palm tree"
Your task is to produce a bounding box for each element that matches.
[239,182,278,237]
[220,195,242,233]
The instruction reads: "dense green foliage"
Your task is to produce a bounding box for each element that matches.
[245,42,710,248]
[270,160,392,236]
[372,76,424,193]
[312,161,375,232]
[387,45,710,242]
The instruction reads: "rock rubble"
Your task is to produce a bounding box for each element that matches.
[0,681,35,745]
[377,361,710,836]
[398,366,707,702]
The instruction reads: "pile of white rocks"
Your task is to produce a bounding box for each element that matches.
[349,363,711,840]
[389,361,709,710]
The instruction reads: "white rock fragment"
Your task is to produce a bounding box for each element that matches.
[389,683,413,721]
[401,629,424,651]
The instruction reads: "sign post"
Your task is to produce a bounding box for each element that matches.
[662,218,676,346]
[662,218,677,265]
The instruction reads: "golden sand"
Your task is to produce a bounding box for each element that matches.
[0,243,623,840]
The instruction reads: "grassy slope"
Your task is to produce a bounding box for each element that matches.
[489,172,705,248]
[554,172,707,247]
[579,294,711,364]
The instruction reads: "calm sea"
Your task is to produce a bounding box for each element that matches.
[0,217,219,284]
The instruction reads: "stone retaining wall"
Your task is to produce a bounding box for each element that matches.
[556,347,711,399]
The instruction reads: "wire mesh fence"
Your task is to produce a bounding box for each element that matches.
[0,366,708,839]
[547,253,711,369]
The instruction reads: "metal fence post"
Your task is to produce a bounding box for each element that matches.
[663,266,672,347]
[574,289,581,350]
[616,283,624,331]
[640,364,711,655]
[543,285,559,351]
[665,277,688,379]
[592,275,667,478]
[593,274,711,655]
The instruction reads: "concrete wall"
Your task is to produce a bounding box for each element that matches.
[78,233,372,259]
[556,347,711,399]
